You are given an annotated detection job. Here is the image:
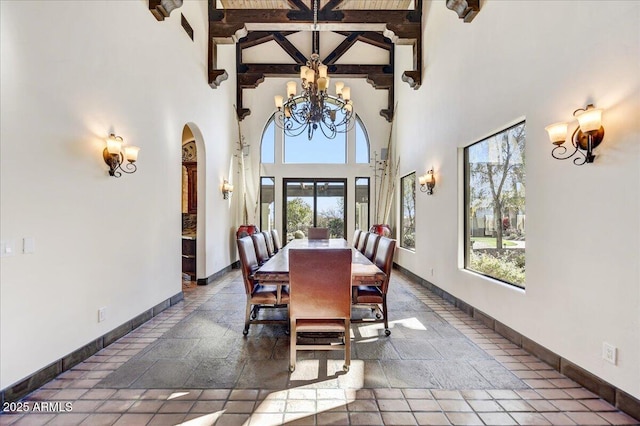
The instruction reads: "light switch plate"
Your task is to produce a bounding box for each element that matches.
[23,237,35,254]
[1,240,15,257]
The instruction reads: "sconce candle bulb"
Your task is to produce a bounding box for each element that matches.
[103,133,140,177]
[545,104,604,165]
[222,180,234,199]
[419,168,436,195]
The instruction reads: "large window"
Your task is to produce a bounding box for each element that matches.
[400,173,416,250]
[260,177,275,231]
[355,177,370,231]
[284,179,346,241]
[464,121,526,288]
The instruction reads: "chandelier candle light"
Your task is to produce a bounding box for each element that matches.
[274,53,354,140]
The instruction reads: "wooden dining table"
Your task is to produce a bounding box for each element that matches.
[253,238,386,301]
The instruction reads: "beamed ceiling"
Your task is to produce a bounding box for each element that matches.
[150,0,480,121]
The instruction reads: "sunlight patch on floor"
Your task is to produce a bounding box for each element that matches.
[357,316,426,338]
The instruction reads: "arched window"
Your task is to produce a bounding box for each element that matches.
[355,116,370,164]
[261,116,275,164]
[282,102,347,164]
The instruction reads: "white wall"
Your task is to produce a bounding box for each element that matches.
[0,1,237,389]
[394,1,640,398]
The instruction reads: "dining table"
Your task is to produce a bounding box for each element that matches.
[253,238,386,303]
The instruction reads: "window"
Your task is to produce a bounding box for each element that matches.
[355,117,369,164]
[261,117,275,163]
[283,102,347,164]
[464,121,526,288]
[260,177,275,231]
[355,177,370,231]
[400,173,416,250]
[283,179,346,240]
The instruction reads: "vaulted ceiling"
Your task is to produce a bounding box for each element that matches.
[149,0,480,121]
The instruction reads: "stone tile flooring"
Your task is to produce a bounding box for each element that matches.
[1,270,638,425]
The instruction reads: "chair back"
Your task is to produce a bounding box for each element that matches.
[308,227,330,240]
[251,232,270,265]
[352,229,362,248]
[271,229,282,253]
[289,249,351,320]
[262,231,275,257]
[237,236,258,295]
[374,237,396,293]
[356,232,369,253]
[363,233,380,261]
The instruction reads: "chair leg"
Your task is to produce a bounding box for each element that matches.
[243,301,251,336]
[382,296,390,336]
[343,319,351,372]
[289,319,296,372]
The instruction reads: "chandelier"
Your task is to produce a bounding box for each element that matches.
[273,54,354,140]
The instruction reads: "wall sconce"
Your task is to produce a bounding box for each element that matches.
[419,168,436,195]
[222,180,234,199]
[103,133,140,177]
[545,104,604,165]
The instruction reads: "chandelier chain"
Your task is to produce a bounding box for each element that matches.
[313,0,318,31]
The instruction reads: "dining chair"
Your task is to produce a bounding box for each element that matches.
[352,236,396,336]
[363,232,380,261]
[356,231,369,253]
[262,231,275,257]
[352,229,362,248]
[307,227,330,239]
[288,248,352,373]
[237,236,288,336]
[251,232,271,265]
[271,229,282,253]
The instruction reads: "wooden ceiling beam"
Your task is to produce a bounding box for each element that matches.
[323,32,361,65]
[212,9,419,27]
[238,63,392,78]
[286,0,309,11]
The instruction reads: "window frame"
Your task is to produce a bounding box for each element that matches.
[400,172,416,251]
[463,120,526,288]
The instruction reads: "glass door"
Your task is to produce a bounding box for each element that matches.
[283,179,346,241]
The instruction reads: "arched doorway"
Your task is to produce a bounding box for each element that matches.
[181,124,206,285]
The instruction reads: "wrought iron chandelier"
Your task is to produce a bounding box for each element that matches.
[273,0,354,140]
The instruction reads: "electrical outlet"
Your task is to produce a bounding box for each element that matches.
[602,342,617,365]
[430,268,434,277]
[98,307,106,323]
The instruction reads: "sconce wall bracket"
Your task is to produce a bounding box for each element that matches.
[103,148,138,177]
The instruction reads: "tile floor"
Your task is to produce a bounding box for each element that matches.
[1,270,638,426]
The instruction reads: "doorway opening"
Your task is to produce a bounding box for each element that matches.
[181,126,198,286]
[283,178,347,241]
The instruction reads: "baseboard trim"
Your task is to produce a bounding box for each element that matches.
[0,291,183,406]
[196,261,240,285]
[393,263,640,421]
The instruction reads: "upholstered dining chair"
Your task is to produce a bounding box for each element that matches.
[352,229,362,248]
[307,227,330,239]
[251,232,271,265]
[352,236,396,336]
[288,248,352,373]
[363,232,380,261]
[356,231,369,253]
[237,236,288,336]
[262,231,275,257]
[271,229,282,253]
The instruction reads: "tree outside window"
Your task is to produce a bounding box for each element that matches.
[465,121,526,288]
[400,173,416,250]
